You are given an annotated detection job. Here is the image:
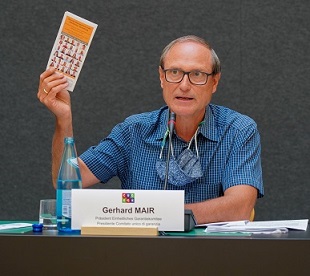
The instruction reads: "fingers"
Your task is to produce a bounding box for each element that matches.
[39,67,57,94]
[44,76,68,96]
[37,68,72,120]
[37,68,68,100]
[39,67,56,83]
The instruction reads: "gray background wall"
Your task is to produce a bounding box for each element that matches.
[0,0,309,221]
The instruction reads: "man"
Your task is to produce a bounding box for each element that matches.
[37,35,263,224]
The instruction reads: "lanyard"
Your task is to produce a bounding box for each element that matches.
[159,121,205,159]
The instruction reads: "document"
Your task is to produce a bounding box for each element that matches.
[0,223,32,230]
[203,219,308,234]
[46,11,97,91]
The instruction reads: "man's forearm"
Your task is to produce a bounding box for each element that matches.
[185,185,257,224]
[186,198,252,224]
[51,118,73,188]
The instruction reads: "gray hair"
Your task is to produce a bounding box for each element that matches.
[159,35,221,75]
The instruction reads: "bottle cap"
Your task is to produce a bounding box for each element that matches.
[32,223,43,232]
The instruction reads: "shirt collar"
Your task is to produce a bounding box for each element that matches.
[199,105,219,142]
[155,105,219,142]
[154,106,170,141]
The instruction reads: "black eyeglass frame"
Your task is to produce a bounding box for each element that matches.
[161,67,214,85]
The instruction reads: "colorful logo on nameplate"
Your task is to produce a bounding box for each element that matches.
[122,193,135,203]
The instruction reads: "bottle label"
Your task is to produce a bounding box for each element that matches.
[62,190,72,218]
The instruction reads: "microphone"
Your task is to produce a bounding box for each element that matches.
[163,110,197,232]
[164,110,176,190]
[168,111,176,134]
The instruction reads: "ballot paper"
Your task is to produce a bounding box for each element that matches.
[204,219,308,234]
[46,11,97,91]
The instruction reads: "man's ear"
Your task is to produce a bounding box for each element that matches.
[159,66,165,88]
[211,73,221,94]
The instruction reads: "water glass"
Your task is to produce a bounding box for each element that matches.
[39,199,57,230]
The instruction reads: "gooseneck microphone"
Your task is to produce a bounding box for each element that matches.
[164,110,176,190]
[162,110,196,232]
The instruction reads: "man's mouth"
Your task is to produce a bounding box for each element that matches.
[176,96,193,101]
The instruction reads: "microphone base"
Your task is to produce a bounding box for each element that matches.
[184,209,197,232]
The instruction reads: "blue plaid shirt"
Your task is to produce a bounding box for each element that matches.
[80,104,264,204]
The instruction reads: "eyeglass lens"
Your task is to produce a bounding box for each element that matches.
[165,69,208,85]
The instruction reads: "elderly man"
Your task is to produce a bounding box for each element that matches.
[38,35,263,224]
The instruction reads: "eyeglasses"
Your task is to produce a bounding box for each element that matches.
[162,68,213,85]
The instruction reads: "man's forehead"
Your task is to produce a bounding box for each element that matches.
[164,41,212,68]
[169,40,210,52]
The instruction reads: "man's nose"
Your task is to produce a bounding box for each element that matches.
[179,73,191,90]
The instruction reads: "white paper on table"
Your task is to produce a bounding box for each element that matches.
[197,220,249,228]
[204,219,308,234]
[0,223,33,230]
[246,219,308,231]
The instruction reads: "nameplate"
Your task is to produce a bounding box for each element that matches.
[71,189,184,231]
